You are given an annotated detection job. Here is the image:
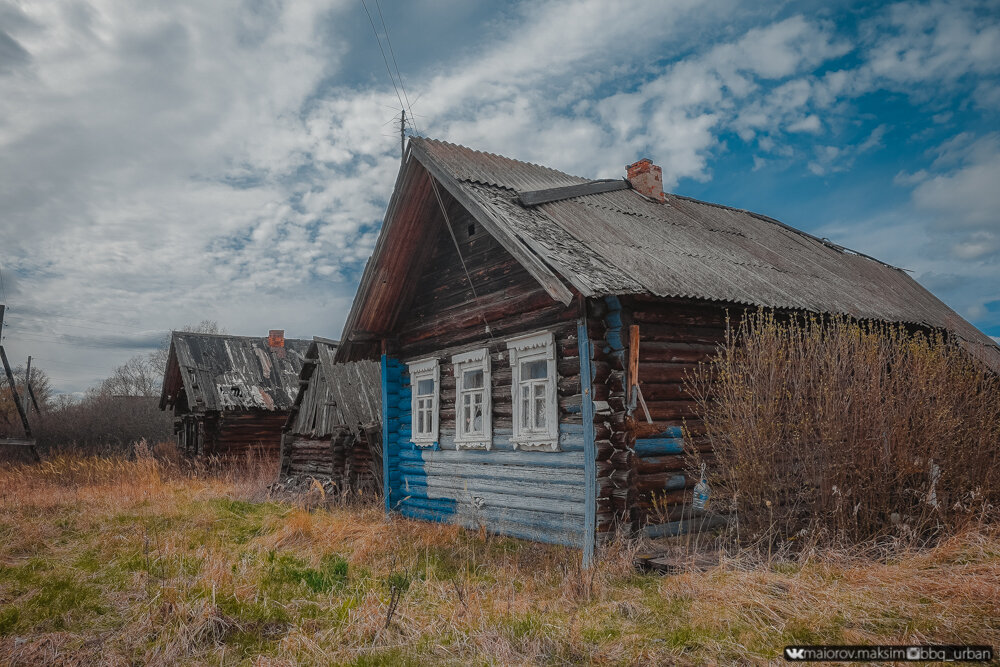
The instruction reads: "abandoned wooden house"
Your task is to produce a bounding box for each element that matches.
[160,330,310,457]
[334,137,1000,561]
[279,337,382,493]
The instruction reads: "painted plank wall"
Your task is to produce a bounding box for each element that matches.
[382,187,589,546]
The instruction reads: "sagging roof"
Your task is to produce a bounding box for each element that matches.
[286,337,381,438]
[337,137,1000,369]
[160,332,311,413]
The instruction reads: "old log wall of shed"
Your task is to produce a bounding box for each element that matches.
[176,411,284,458]
[382,189,589,546]
[617,296,736,531]
[282,351,382,492]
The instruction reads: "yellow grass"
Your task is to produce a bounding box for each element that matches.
[1,452,998,665]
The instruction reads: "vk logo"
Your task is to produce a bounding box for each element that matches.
[785,647,806,660]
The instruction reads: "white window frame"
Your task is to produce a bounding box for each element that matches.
[452,348,492,450]
[407,358,439,447]
[507,330,559,451]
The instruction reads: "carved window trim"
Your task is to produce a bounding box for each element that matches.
[407,357,439,447]
[507,330,559,451]
[452,348,492,450]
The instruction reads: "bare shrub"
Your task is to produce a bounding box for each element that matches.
[686,311,1000,547]
[33,392,172,454]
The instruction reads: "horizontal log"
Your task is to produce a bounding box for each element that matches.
[637,341,719,363]
[637,382,694,401]
[635,473,694,494]
[637,323,727,345]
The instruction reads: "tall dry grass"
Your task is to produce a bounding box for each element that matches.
[2,445,999,664]
[686,311,1000,548]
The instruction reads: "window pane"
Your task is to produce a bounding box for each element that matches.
[417,408,425,434]
[521,359,547,380]
[463,369,484,389]
[521,385,530,430]
[472,397,483,432]
[416,378,434,396]
[534,391,546,429]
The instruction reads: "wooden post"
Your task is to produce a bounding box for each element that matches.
[23,355,31,415]
[578,320,597,568]
[0,346,31,439]
[628,324,653,423]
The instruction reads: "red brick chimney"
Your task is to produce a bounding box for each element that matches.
[268,329,286,358]
[626,158,665,202]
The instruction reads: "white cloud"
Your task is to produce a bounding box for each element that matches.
[1,0,997,392]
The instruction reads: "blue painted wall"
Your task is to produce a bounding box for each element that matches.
[381,352,590,547]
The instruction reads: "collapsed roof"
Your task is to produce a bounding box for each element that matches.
[160,332,311,413]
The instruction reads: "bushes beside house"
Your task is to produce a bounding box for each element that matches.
[686,311,1000,546]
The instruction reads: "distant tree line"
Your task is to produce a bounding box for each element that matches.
[1,321,223,455]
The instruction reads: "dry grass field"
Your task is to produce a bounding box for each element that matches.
[1,450,998,665]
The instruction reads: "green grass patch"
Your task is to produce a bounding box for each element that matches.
[262,551,349,595]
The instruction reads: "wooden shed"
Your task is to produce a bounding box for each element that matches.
[279,337,382,493]
[335,137,1000,561]
[159,330,310,457]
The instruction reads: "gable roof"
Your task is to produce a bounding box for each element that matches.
[160,332,311,412]
[286,337,382,438]
[338,137,1000,369]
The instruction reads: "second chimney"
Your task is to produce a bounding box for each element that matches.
[626,158,665,202]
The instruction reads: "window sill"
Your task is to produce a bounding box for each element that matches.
[455,440,491,450]
[512,438,560,452]
[410,439,438,449]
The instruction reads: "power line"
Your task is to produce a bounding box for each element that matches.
[31,356,117,371]
[360,0,407,122]
[6,309,154,333]
[374,0,418,135]
[2,331,159,351]
[6,313,163,336]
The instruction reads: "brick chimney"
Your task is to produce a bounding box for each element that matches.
[269,328,285,349]
[626,158,665,202]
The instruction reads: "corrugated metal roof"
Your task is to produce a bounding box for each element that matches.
[412,137,999,360]
[161,332,311,412]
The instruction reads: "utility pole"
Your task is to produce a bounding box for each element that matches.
[400,109,406,161]
[24,355,39,415]
[23,355,31,415]
[0,303,40,460]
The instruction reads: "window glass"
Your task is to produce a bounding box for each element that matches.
[521,359,547,380]
[416,378,434,396]
[463,369,484,389]
[533,383,546,429]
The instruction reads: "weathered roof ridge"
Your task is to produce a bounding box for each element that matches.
[411,136,591,182]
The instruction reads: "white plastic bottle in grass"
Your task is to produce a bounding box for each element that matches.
[692,463,710,511]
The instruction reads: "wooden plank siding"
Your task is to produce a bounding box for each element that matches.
[381,187,590,547]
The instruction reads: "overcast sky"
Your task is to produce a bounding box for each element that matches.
[1,0,998,395]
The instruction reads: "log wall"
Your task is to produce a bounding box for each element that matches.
[382,190,589,546]
[176,410,285,458]
[619,296,736,531]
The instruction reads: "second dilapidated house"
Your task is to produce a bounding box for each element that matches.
[160,330,310,456]
[279,337,382,492]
